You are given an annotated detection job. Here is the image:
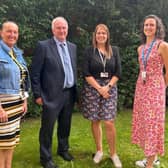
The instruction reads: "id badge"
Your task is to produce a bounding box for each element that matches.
[141,71,146,80]
[100,72,109,78]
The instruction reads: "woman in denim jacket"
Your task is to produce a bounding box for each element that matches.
[0,21,30,168]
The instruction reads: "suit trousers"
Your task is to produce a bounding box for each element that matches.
[39,87,75,162]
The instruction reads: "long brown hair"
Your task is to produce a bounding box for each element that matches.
[92,24,112,58]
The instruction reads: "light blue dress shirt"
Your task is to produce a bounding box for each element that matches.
[54,37,74,88]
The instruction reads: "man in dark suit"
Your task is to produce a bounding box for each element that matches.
[30,16,77,168]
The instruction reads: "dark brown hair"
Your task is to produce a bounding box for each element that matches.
[140,14,165,44]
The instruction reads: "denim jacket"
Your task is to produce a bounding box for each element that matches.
[0,40,30,94]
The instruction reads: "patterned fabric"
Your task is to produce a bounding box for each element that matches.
[132,40,165,157]
[0,97,23,149]
[81,79,117,120]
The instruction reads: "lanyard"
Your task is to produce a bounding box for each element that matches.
[98,50,106,72]
[141,39,155,70]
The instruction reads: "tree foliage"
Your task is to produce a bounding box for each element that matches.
[0,0,168,115]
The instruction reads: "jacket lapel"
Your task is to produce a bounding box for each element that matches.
[49,38,64,73]
[67,42,75,71]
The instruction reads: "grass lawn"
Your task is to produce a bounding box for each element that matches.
[13,110,168,168]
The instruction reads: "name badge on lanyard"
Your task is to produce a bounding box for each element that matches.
[141,39,156,84]
[98,50,109,78]
[100,72,109,78]
[141,71,146,84]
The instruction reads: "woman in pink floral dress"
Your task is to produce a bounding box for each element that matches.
[132,15,168,168]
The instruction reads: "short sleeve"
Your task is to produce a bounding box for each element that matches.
[82,47,93,77]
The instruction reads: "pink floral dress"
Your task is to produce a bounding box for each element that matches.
[132,40,166,157]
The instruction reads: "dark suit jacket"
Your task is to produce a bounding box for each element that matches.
[30,37,77,111]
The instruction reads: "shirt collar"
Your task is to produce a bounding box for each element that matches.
[0,40,22,56]
[53,36,66,46]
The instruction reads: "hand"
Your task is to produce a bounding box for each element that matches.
[0,106,8,123]
[22,99,28,116]
[101,85,110,99]
[97,86,110,99]
[35,97,43,105]
[164,75,168,87]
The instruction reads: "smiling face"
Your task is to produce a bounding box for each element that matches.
[0,22,19,48]
[143,18,157,38]
[52,18,68,42]
[95,27,108,45]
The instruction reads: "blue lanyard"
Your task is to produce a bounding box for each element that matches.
[141,39,156,70]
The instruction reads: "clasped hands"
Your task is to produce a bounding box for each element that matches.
[97,85,111,99]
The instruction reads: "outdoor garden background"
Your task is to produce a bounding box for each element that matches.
[0,0,168,167]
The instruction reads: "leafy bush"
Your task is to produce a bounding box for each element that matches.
[27,92,42,117]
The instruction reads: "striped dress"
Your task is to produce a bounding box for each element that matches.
[0,49,28,149]
[0,95,24,149]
